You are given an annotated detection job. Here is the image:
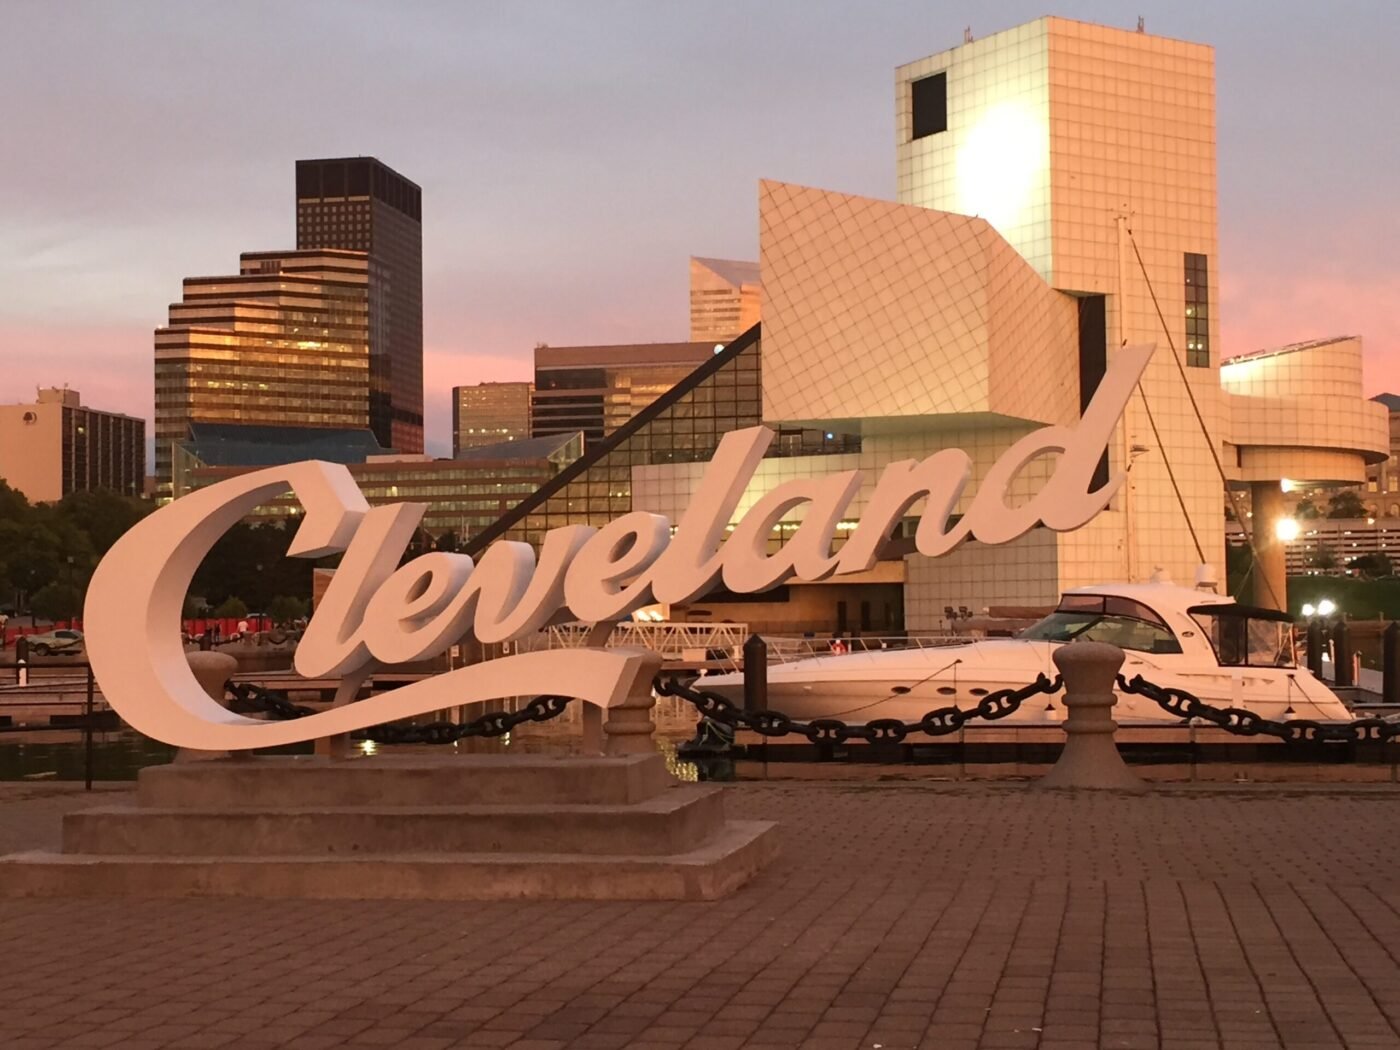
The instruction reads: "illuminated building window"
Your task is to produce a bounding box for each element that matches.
[1184,252,1210,367]
[910,73,947,140]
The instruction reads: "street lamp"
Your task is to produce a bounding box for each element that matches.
[1275,518,1300,543]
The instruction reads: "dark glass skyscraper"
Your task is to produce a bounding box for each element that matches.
[295,157,424,453]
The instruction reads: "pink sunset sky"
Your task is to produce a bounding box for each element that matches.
[2,1,1396,460]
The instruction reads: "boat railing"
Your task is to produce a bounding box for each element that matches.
[514,622,753,660]
[761,634,966,666]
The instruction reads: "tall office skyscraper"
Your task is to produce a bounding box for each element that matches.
[689,257,762,344]
[154,250,372,496]
[296,157,424,453]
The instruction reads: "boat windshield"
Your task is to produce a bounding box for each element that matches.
[1188,607,1296,668]
[1020,596,1182,654]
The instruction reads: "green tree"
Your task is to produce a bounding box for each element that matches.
[1327,489,1369,519]
[54,490,151,557]
[0,484,148,619]
[212,596,249,619]
[1348,552,1394,579]
[191,521,316,609]
[1310,544,1339,570]
[267,595,308,625]
[1295,496,1320,520]
[0,517,92,612]
[1226,542,1254,596]
[30,581,82,622]
[0,480,30,523]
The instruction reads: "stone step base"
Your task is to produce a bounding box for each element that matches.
[63,785,726,857]
[138,753,674,808]
[0,820,779,901]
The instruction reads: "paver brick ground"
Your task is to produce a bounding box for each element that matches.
[4,779,1400,1049]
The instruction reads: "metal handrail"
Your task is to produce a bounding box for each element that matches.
[523,622,753,658]
[762,634,966,665]
[0,661,100,789]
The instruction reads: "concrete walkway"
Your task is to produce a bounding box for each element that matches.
[4,779,1400,1049]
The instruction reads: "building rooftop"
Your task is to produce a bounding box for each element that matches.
[454,432,583,463]
[535,342,718,368]
[1221,336,1358,367]
[180,423,388,468]
[692,257,761,287]
[1371,393,1400,412]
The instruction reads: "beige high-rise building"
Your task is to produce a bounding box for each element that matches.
[452,381,534,455]
[689,257,762,344]
[0,388,144,503]
[892,17,1229,598]
[153,249,371,498]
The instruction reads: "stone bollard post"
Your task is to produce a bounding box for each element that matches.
[1037,642,1146,792]
[1333,620,1354,688]
[176,650,239,763]
[1384,622,1400,705]
[1306,619,1325,678]
[742,634,768,713]
[603,650,665,757]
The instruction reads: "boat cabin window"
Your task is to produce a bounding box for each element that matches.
[1188,607,1296,668]
[1020,595,1182,654]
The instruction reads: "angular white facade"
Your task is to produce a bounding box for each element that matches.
[633,17,1386,628]
[759,181,1079,429]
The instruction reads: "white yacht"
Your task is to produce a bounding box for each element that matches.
[700,582,1351,725]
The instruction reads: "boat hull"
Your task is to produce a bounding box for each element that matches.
[695,640,1351,726]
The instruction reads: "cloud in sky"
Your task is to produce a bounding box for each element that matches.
[2,0,1397,455]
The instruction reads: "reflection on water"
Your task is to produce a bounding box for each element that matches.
[0,730,178,781]
[0,695,705,782]
[0,730,319,781]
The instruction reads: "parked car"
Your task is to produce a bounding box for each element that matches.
[24,629,85,656]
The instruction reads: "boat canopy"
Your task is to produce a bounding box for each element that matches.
[1185,603,1293,623]
[1186,603,1296,668]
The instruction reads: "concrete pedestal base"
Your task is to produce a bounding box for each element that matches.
[0,754,778,900]
[1037,642,1148,793]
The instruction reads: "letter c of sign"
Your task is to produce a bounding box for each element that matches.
[84,462,650,750]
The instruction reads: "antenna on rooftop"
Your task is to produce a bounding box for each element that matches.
[963,26,974,44]
[1136,16,1146,33]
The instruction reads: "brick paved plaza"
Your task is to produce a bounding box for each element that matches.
[4,779,1400,1050]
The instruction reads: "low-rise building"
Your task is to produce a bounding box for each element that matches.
[532,342,716,446]
[0,388,144,502]
[184,431,583,539]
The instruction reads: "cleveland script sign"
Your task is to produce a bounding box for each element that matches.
[85,346,1153,749]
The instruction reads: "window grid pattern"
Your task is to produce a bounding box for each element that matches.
[1185,252,1210,368]
[511,341,763,549]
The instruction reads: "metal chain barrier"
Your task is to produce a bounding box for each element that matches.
[227,682,317,720]
[1117,673,1400,744]
[227,671,1400,749]
[225,681,575,744]
[655,673,1062,744]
